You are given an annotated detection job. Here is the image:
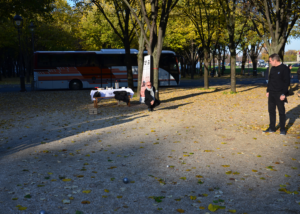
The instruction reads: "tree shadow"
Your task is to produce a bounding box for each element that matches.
[0,112,148,160]
[158,103,192,110]
[285,104,300,132]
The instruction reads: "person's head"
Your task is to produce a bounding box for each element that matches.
[288,64,292,69]
[269,53,281,66]
[146,81,152,89]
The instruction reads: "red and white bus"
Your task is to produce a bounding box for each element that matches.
[33,49,180,90]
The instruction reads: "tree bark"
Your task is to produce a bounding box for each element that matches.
[203,48,210,89]
[241,48,247,75]
[124,42,134,89]
[137,32,145,100]
[230,49,236,92]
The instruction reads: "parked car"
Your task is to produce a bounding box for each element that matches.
[292,63,300,67]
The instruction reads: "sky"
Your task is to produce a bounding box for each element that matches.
[66,0,299,51]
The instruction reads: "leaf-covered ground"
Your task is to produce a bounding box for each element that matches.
[0,84,300,214]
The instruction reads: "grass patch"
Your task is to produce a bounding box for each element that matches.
[198,87,215,90]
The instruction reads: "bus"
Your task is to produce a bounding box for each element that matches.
[33,49,180,90]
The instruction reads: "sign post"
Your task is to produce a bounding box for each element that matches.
[140,55,151,103]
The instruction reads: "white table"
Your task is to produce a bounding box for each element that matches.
[90,88,134,101]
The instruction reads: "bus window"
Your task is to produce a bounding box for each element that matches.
[100,54,125,68]
[76,54,90,67]
[37,54,51,67]
[51,54,75,67]
[90,54,99,67]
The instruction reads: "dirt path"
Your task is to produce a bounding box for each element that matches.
[0,85,300,214]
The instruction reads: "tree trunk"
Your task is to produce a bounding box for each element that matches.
[222,47,226,75]
[137,32,145,100]
[203,48,209,89]
[124,43,134,89]
[230,49,236,93]
[200,58,203,76]
[190,40,194,79]
[241,48,247,75]
[153,52,159,100]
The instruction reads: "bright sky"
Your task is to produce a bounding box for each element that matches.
[66,0,299,51]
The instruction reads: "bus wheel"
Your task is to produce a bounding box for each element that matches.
[69,80,82,90]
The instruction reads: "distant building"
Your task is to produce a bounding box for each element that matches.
[297,51,300,62]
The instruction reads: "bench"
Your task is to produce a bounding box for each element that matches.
[93,96,131,108]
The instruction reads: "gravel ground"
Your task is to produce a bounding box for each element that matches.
[0,85,300,214]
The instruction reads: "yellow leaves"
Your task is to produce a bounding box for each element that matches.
[190,196,197,200]
[62,199,70,204]
[107,166,117,169]
[225,171,232,175]
[81,200,90,204]
[202,194,208,197]
[180,177,186,180]
[82,190,91,194]
[62,179,72,182]
[228,210,237,213]
[104,189,109,193]
[291,158,296,160]
[199,206,205,209]
[186,169,191,171]
[77,175,84,178]
[102,195,107,198]
[183,155,189,157]
[117,196,123,198]
[222,165,230,167]
[195,175,203,178]
[48,172,53,175]
[85,154,90,157]
[16,205,27,210]
[176,209,185,213]
[208,204,226,212]
[168,156,173,158]
[204,150,213,152]
[252,169,257,172]
[285,174,291,177]
[51,179,57,182]
[140,141,144,143]
[98,140,102,142]
[92,171,97,173]
[151,130,155,132]
[153,142,159,144]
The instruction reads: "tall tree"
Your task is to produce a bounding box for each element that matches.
[250,0,300,61]
[181,0,220,89]
[217,0,249,92]
[87,0,138,89]
[122,0,179,99]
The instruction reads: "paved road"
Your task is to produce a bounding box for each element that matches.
[0,77,299,92]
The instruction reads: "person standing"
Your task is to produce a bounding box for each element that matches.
[263,53,290,135]
[144,81,160,112]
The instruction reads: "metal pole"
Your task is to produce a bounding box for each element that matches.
[18,28,26,92]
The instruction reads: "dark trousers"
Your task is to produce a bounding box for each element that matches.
[147,100,160,109]
[268,92,286,131]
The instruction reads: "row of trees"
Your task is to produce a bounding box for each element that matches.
[0,0,299,95]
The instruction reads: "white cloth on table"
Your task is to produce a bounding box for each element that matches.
[90,88,134,101]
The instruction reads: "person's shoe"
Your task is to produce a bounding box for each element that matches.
[280,130,286,135]
[148,108,151,112]
[150,108,153,112]
[263,128,275,133]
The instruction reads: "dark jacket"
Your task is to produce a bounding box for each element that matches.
[113,91,129,103]
[145,86,156,106]
[267,64,290,95]
[297,66,300,80]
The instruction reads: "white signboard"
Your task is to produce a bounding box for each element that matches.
[140,55,151,103]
